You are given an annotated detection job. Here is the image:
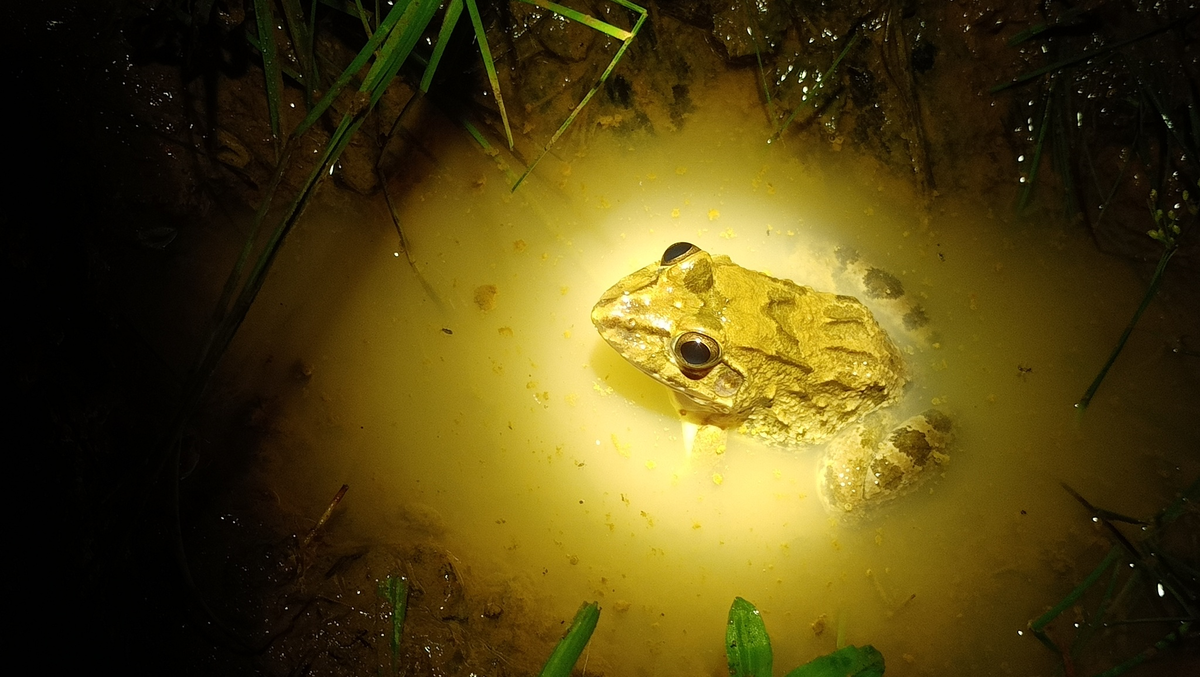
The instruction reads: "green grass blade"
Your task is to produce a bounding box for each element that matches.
[538,602,601,677]
[244,28,305,84]
[513,0,646,190]
[253,0,285,156]
[751,27,774,117]
[279,0,315,101]
[518,0,633,40]
[726,597,773,677]
[361,0,440,108]
[465,0,514,149]
[378,576,409,672]
[1018,80,1056,211]
[772,32,859,142]
[1076,243,1178,409]
[420,0,464,93]
[1031,546,1122,632]
[352,0,374,38]
[460,116,520,184]
[991,18,1183,93]
[783,645,885,677]
[294,0,415,136]
[1006,6,1092,46]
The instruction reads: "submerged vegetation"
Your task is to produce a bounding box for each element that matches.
[726,597,885,677]
[1029,481,1199,676]
[990,3,1197,406]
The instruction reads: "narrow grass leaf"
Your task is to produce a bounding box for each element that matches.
[1031,546,1122,632]
[726,597,772,677]
[991,19,1183,93]
[513,0,646,190]
[279,0,316,100]
[773,32,859,141]
[352,0,374,38]
[1006,6,1092,46]
[294,0,415,136]
[783,645,884,677]
[519,0,633,40]
[378,576,409,672]
[1076,243,1177,408]
[245,29,305,84]
[253,0,285,156]
[460,116,520,184]
[1018,80,1056,211]
[361,0,440,108]
[420,0,464,93]
[466,0,514,149]
[538,602,601,677]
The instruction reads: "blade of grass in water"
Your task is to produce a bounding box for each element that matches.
[460,116,519,184]
[294,0,416,137]
[198,0,439,431]
[352,0,374,38]
[244,28,305,84]
[513,0,647,190]
[1006,6,1093,46]
[420,0,464,93]
[1018,79,1056,212]
[253,0,284,157]
[216,0,421,321]
[990,18,1185,93]
[750,27,775,123]
[378,576,409,673]
[465,0,514,149]
[538,602,600,677]
[771,32,859,142]
[1076,242,1177,409]
[279,0,315,102]
[520,0,633,40]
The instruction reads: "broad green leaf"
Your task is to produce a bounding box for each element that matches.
[784,645,885,677]
[726,597,773,677]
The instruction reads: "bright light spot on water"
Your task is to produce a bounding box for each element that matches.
[224,76,1199,677]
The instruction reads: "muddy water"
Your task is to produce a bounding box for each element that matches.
[221,74,1199,675]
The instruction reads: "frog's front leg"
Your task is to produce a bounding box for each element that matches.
[683,421,728,457]
[669,391,729,457]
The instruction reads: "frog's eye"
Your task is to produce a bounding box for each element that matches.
[672,331,722,372]
[661,242,700,265]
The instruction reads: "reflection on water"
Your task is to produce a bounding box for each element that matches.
[221,74,1199,675]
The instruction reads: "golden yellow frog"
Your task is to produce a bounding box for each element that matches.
[592,242,951,513]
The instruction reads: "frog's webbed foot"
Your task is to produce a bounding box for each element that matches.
[819,410,952,514]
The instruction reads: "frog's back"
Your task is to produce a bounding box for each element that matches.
[713,258,908,445]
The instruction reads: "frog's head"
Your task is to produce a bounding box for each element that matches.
[591,243,750,416]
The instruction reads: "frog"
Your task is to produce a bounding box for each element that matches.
[591,242,951,514]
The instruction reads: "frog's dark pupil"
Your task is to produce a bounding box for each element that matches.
[662,242,697,265]
[679,338,711,366]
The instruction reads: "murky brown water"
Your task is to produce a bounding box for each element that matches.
[216,72,1198,676]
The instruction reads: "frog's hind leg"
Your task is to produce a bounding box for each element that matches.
[833,247,933,342]
[819,410,953,514]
